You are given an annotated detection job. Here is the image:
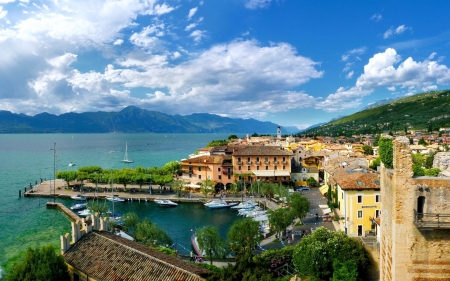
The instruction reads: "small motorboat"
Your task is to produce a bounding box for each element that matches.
[231,200,257,209]
[154,199,178,207]
[68,162,76,167]
[204,199,239,209]
[115,230,134,241]
[70,202,87,211]
[106,196,125,202]
[78,209,92,217]
[71,194,87,200]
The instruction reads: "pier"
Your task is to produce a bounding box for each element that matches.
[46,202,81,222]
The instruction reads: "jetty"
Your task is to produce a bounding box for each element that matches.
[46,202,81,222]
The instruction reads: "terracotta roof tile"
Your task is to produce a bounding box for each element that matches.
[232,146,293,156]
[64,231,210,281]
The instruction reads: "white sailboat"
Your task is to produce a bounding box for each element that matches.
[121,142,133,163]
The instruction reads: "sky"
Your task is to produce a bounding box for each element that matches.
[1,0,450,130]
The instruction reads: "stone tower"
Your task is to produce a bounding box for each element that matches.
[380,136,450,280]
[277,126,281,139]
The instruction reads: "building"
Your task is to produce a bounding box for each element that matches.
[380,137,450,280]
[232,146,293,185]
[328,168,380,236]
[61,215,211,281]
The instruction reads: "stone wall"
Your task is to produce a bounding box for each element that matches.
[433,152,450,170]
[380,137,450,281]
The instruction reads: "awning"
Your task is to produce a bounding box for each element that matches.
[319,184,329,195]
[322,208,332,215]
[185,184,201,189]
[251,170,291,177]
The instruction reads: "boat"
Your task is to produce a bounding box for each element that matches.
[106,196,125,203]
[78,209,92,217]
[190,231,204,257]
[71,194,87,200]
[204,199,239,209]
[68,162,76,167]
[121,142,133,163]
[154,199,178,207]
[231,200,257,209]
[115,229,134,241]
[70,202,87,211]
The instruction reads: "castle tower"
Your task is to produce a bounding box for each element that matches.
[277,126,281,139]
[380,136,450,280]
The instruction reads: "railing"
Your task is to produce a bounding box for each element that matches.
[264,161,270,164]
[413,209,450,229]
[237,161,243,165]
[246,160,252,164]
[222,170,233,175]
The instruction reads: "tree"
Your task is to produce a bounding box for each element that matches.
[292,227,370,281]
[162,161,181,176]
[418,137,427,145]
[362,145,373,156]
[122,212,139,237]
[268,208,294,239]
[227,218,261,259]
[227,134,238,140]
[196,226,227,265]
[369,157,381,170]
[200,180,214,197]
[288,193,310,223]
[55,170,78,188]
[135,219,173,247]
[379,137,393,169]
[425,150,435,169]
[5,244,70,281]
[86,200,110,217]
[332,260,358,281]
[171,179,185,197]
[306,177,317,187]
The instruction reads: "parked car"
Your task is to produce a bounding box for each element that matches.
[295,186,311,191]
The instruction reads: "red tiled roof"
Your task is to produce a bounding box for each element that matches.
[332,170,380,190]
[64,231,210,281]
[232,146,293,156]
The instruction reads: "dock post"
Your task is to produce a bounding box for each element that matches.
[19,190,22,198]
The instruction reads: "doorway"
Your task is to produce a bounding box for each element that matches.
[417,196,426,220]
[357,225,363,236]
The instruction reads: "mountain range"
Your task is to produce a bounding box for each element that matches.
[301,90,450,136]
[0,106,287,134]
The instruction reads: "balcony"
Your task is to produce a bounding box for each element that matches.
[413,209,450,229]
[255,161,261,165]
[237,161,243,165]
[265,161,270,164]
[273,161,278,164]
[222,170,233,175]
[246,160,252,164]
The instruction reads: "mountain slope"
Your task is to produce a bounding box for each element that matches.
[0,106,280,134]
[301,90,450,136]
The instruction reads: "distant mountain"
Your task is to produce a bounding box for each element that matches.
[301,90,450,136]
[298,122,327,133]
[360,98,396,111]
[0,106,281,134]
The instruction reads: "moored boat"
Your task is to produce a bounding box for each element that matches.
[106,196,125,202]
[231,200,257,209]
[78,209,92,217]
[71,194,87,201]
[154,199,178,207]
[70,202,87,211]
[204,199,238,209]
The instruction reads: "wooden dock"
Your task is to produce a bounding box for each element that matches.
[46,202,81,222]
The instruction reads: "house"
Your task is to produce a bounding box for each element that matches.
[329,169,380,237]
[61,214,211,281]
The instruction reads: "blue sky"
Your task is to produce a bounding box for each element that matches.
[1,0,450,130]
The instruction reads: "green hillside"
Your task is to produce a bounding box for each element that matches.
[301,90,450,136]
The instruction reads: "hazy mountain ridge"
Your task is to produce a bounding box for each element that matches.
[301,90,450,136]
[0,106,281,134]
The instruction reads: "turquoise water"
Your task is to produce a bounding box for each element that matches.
[0,133,235,275]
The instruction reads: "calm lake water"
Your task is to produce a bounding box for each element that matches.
[0,133,237,276]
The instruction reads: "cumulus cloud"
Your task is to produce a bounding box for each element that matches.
[0,6,7,19]
[317,48,450,112]
[383,24,411,39]
[113,39,124,46]
[187,7,197,20]
[245,0,272,9]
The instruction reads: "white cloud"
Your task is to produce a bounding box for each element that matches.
[0,6,7,19]
[387,86,396,91]
[346,71,354,79]
[341,47,366,72]
[370,13,382,22]
[0,0,14,3]
[185,23,196,31]
[245,0,272,9]
[428,52,437,60]
[317,48,450,112]
[187,7,197,20]
[129,24,166,50]
[383,25,411,39]
[189,29,205,42]
[113,39,124,46]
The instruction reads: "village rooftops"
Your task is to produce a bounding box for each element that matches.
[330,169,380,190]
[64,231,211,281]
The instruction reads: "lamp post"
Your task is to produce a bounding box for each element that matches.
[53,143,56,203]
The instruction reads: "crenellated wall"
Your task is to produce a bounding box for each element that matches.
[380,137,450,281]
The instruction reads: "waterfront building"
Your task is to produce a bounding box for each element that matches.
[61,215,210,281]
[380,137,450,280]
[231,146,293,186]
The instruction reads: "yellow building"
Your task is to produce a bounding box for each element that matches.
[329,169,380,236]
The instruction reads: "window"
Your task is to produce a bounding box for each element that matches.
[265,166,268,170]
[198,175,202,179]
[238,166,241,170]
[218,175,222,180]
[198,166,201,171]
[274,166,278,170]
[282,156,286,162]
[228,175,231,180]
[256,157,260,162]
[358,210,363,218]
[257,166,260,170]
[218,167,221,172]
[247,157,251,163]
[282,165,286,170]
[357,195,362,203]
[274,157,277,162]
[189,174,192,178]
[238,157,241,163]
[342,192,344,199]
[265,177,268,180]
[375,195,380,203]
[265,157,269,163]
[247,166,251,170]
